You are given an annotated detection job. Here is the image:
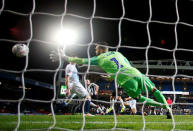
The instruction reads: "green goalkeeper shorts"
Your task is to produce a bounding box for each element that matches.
[121,75,155,98]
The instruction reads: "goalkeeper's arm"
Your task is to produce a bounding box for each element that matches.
[67,56,98,65]
[49,50,98,65]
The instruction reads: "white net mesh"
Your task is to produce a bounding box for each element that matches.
[1,0,193,130]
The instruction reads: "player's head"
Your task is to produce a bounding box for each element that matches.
[95,42,109,55]
[85,79,90,85]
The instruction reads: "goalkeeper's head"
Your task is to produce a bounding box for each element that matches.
[95,42,109,55]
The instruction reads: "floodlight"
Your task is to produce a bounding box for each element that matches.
[54,27,79,48]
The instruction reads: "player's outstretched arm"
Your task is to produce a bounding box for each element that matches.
[69,56,98,65]
[49,50,69,62]
[49,50,98,65]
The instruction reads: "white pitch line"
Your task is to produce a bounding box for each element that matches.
[6,121,193,125]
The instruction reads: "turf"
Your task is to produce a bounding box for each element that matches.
[0,115,193,131]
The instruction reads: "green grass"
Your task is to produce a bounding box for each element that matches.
[0,115,193,131]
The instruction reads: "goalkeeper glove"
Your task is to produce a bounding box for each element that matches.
[49,50,69,62]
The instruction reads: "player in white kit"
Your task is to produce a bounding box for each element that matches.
[124,97,137,115]
[65,62,93,116]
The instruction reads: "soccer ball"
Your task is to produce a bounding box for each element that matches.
[12,44,29,57]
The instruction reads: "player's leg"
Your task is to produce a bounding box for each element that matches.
[65,93,77,105]
[90,101,104,114]
[73,82,94,116]
[130,100,137,115]
[90,101,97,107]
[107,96,115,113]
[89,94,104,115]
[135,94,171,118]
[153,91,172,119]
[85,95,92,116]
[131,108,137,115]
[117,96,125,113]
[122,78,167,109]
[141,76,172,119]
[89,95,98,108]
[142,76,170,111]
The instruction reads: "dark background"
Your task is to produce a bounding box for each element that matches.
[0,0,193,93]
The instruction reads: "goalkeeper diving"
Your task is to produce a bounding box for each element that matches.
[50,42,172,119]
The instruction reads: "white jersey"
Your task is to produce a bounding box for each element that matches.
[125,97,136,109]
[65,63,79,83]
[87,83,98,96]
[65,63,88,98]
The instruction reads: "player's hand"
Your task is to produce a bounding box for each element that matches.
[49,50,69,62]
[100,75,113,82]
[61,55,69,62]
[101,74,111,78]
[66,89,71,96]
[49,50,59,62]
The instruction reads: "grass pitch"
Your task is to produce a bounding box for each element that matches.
[0,115,193,131]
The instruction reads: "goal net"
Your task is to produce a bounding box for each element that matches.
[0,0,193,130]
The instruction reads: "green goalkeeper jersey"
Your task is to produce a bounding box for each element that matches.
[68,51,142,86]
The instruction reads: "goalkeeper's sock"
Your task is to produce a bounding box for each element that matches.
[153,90,170,110]
[138,96,163,107]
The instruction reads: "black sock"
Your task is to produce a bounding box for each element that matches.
[85,100,90,114]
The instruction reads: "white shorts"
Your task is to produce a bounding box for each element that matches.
[125,99,136,109]
[68,82,89,98]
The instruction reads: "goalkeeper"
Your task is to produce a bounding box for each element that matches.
[50,42,171,119]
